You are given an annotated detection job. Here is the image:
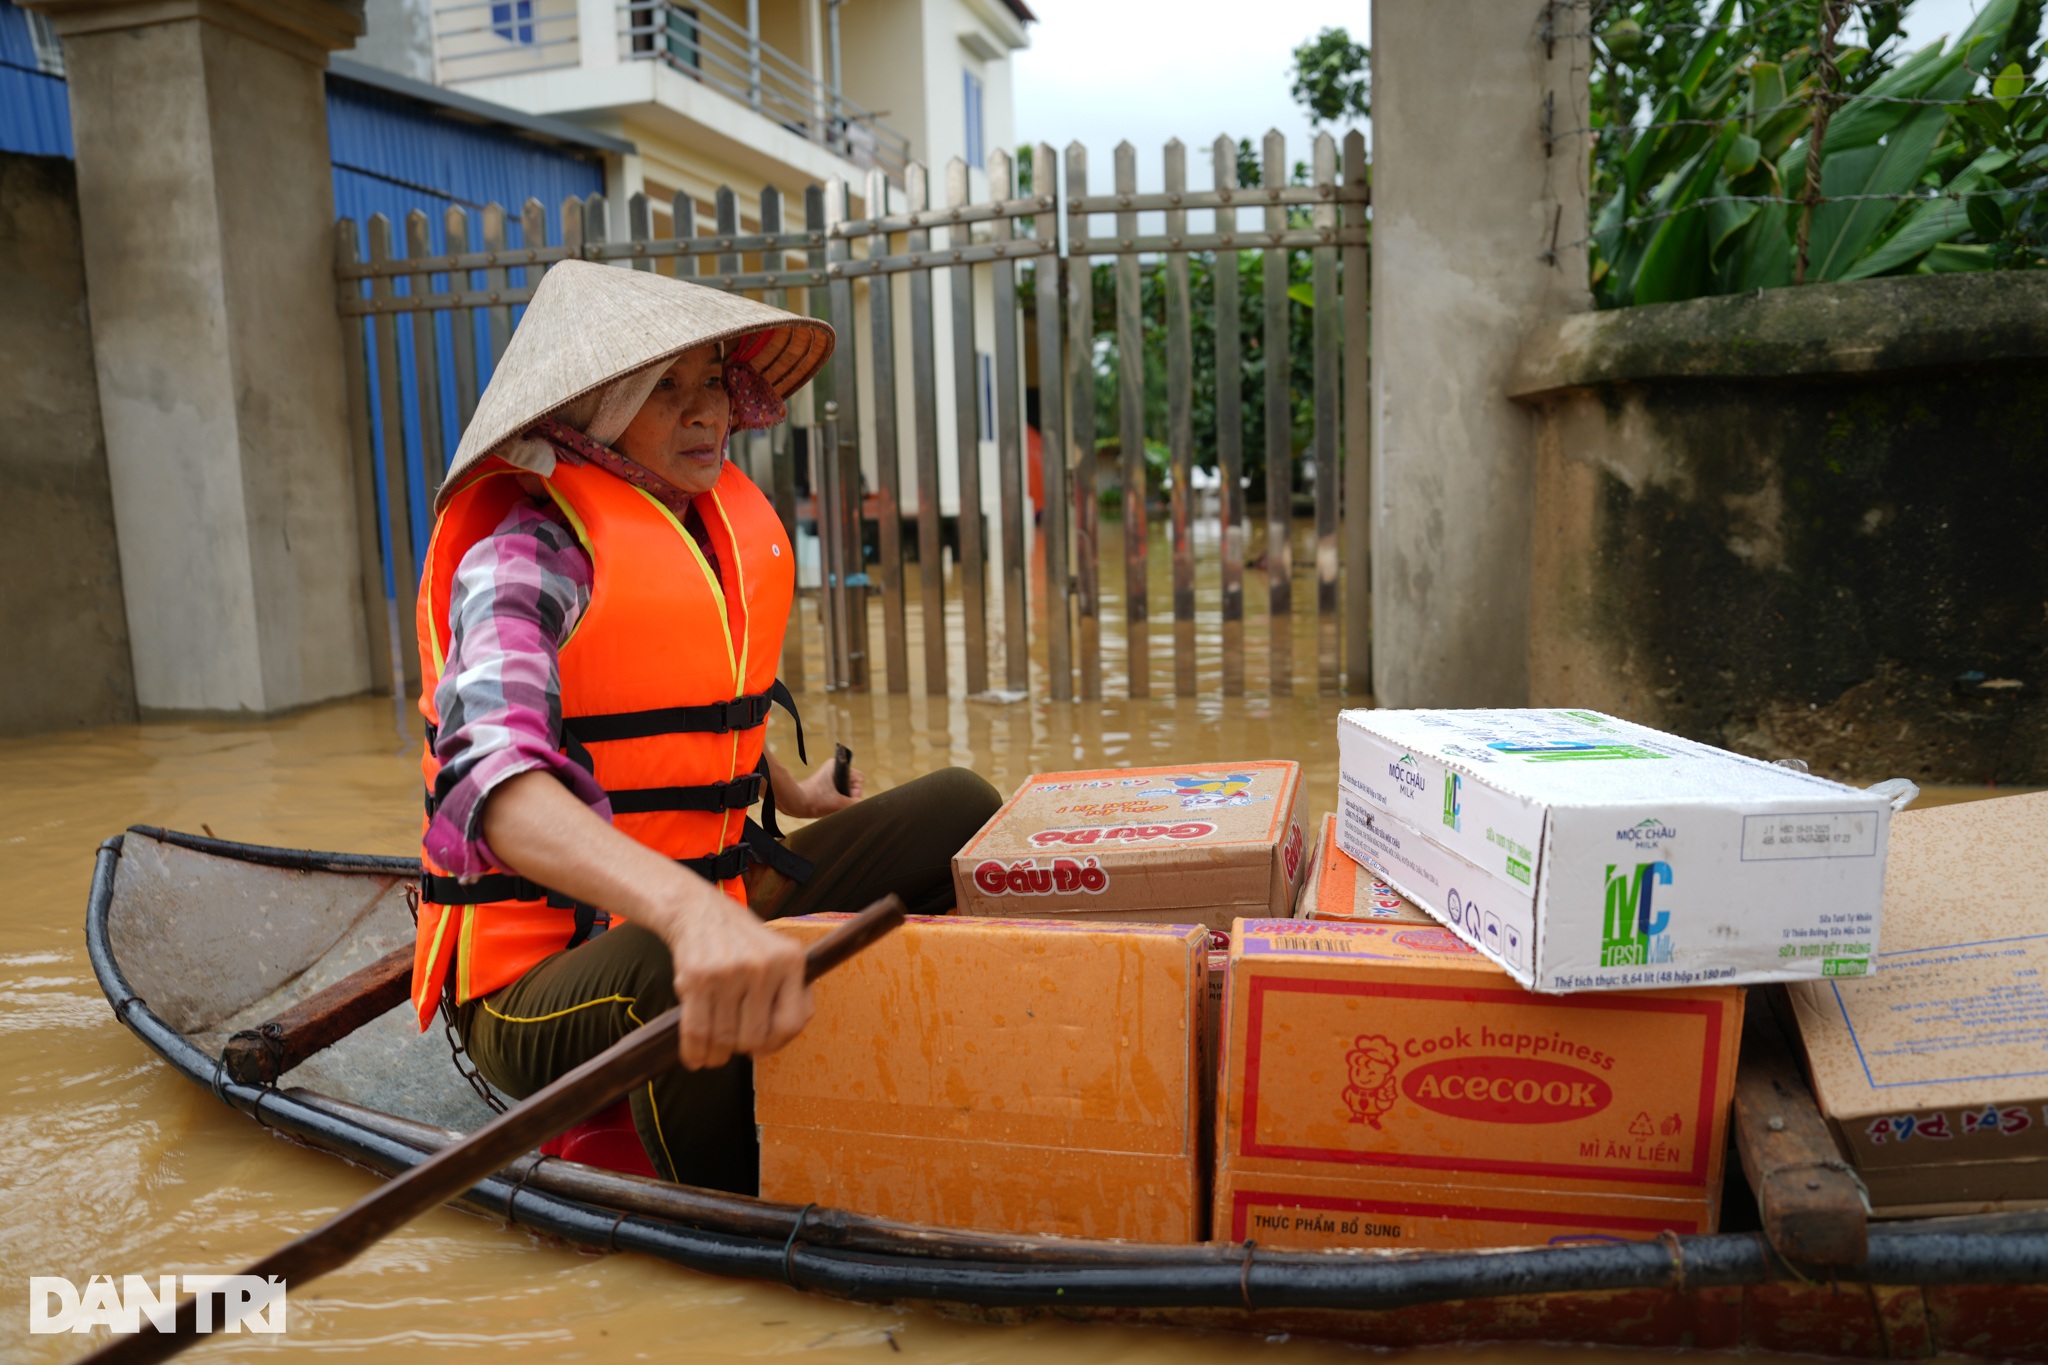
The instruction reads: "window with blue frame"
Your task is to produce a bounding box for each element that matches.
[492,1,535,43]
[963,68,984,170]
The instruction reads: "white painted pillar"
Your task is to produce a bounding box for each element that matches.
[1368,0,1590,706]
[30,0,373,715]
[578,0,618,67]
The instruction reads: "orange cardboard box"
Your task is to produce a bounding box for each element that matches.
[1214,917,1743,1251]
[758,914,1208,1241]
[1297,814,1437,924]
[1218,1170,1719,1250]
[951,762,1308,932]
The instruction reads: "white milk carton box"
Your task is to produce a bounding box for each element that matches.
[1335,708,1890,993]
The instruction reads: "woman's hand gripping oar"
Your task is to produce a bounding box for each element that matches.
[86,894,907,1365]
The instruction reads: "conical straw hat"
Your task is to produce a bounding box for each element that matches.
[439,259,834,506]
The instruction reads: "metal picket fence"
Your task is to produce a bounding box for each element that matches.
[333,129,1372,707]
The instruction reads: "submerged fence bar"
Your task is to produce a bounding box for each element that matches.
[334,129,1370,707]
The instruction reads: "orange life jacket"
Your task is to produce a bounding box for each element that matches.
[409,453,804,1031]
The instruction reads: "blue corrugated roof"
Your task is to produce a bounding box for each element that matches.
[0,60,68,158]
[326,76,604,220]
[1,1,68,158]
[0,0,41,66]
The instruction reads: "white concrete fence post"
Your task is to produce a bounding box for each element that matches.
[1368,0,1592,706]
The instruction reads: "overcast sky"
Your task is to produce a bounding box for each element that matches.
[1011,0,2006,196]
[1011,0,1368,195]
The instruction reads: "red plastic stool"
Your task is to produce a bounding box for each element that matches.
[539,1098,659,1178]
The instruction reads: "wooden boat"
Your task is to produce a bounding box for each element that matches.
[88,826,2048,1359]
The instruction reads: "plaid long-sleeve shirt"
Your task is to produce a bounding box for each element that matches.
[424,496,609,880]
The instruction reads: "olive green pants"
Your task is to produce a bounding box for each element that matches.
[458,766,1001,1193]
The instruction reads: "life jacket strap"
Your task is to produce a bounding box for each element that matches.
[741,815,815,882]
[419,818,813,913]
[606,771,766,815]
[419,871,598,913]
[562,678,805,754]
[424,681,807,820]
[417,872,615,951]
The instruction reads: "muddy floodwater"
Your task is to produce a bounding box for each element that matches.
[0,662,2023,1359]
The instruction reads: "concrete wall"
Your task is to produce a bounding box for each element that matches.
[57,4,372,715]
[1513,272,2048,785]
[0,152,134,734]
[1368,0,1589,706]
[839,0,926,166]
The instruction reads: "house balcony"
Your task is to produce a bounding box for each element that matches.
[431,0,911,183]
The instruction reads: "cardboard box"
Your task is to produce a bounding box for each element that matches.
[953,762,1307,932]
[1789,792,2048,1215]
[1337,708,1892,992]
[1214,917,1743,1251]
[1298,813,1437,924]
[758,914,1208,1241]
[1217,1170,1719,1250]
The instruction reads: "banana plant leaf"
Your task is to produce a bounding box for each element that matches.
[1592,0,2038,307]
[1807,103,1955,280]
[1840,148,2014,280]
[1922,242,1996,271]
[1634,126,1742,304]
[1619,0,1737,203]
[1715,202,1794,294]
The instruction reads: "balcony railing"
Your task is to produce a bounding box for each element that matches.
[621,1,912,180]
[430,1,911,179]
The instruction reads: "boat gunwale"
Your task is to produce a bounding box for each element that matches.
[81,827,2048,1325]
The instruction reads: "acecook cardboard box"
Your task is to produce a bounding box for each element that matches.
[758,914,1208,1241]
[953,762,1307,932]
[1790,792,2048,1215]
[1214,917,1743,1250]
[1337,708,1892,992]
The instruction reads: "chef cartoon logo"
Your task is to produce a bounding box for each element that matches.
[1343,1034,1402,1129]
[1142,772,1268,810]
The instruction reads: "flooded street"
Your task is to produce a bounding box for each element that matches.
[0,558,2020,1359]
[3,688,1386,1362]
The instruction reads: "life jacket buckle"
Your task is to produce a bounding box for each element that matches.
[716,694,774,733]
[721,771,768,809]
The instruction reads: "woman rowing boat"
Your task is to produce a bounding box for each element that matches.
[409,261,1000,1194]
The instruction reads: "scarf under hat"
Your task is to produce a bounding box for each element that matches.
[491,348,788,498]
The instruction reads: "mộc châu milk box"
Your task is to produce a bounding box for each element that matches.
[1335,708,1894,993]
[1213,916,1744,1251]
[951,761,1308,933]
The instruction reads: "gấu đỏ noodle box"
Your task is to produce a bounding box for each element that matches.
[952,761,1308,933]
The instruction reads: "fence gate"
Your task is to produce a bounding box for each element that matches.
[334,129,1371,711]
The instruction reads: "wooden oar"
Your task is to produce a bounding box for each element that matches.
[88,894,906,1364]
